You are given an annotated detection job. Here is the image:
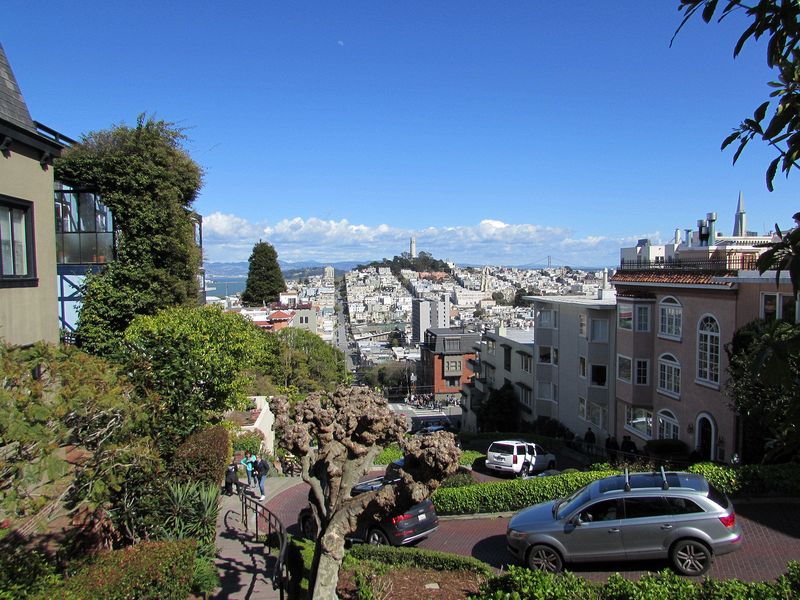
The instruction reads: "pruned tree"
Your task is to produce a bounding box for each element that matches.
[269,387,460,599]
[241,240,285,306]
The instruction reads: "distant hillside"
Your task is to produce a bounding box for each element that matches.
[205,259,363,277]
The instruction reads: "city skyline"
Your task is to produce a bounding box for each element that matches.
[2,1,797,266]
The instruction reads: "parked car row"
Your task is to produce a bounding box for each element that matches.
[299,440,743,577]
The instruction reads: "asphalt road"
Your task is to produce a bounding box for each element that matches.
[266,480,800,583]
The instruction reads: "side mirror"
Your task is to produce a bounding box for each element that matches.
[572,516,583,527]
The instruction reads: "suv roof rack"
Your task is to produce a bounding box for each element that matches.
[623,468,631,492]
[659,466,670,490]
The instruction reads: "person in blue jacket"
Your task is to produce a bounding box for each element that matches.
[240,451,255,487]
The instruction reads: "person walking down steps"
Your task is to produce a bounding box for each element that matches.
[254,453,270,501]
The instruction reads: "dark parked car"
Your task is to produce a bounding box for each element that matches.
[299,458,439,546]
[506,470,742,575]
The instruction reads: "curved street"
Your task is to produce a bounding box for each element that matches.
[266,479,800,583]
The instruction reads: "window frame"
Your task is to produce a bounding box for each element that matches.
[625,405,653,439]
[579,356,587,379]
[521,353,532,373]
[618,304,633,330]
[657,409,680,440]
[634,358,650,386]
[589,363,608,388]
[659,296,682,340]
[537,345,559,365]
[537,308,558,329]
[696,314,720,387]
[635,305,650,332]
[657,353,681,399]
[0,194,36,284]
[590,318,609,342]
[617,354,632,383]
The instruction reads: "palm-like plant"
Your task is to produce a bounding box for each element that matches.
[756,223,800,295]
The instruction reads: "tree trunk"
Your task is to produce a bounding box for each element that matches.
[311,550,342,600]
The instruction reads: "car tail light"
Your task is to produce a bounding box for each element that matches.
[391,513,414,525]
[513,454,518,465]
[719,513,736,528]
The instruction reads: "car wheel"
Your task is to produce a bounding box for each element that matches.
[671,539,712,576]
[527,544,563,573]
[367,527,390,546]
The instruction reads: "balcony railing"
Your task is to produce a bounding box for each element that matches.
[618,254,765,272]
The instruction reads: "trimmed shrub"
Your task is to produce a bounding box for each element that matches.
[473,562,800,599]
[346,544,493,576]
[374,444,404,465]
[233,430,264,456]
[644,438,690,461]
[49,540,196,600]
[688,462,800,496]
[174,424,230,485]
[440,470,477,488]
[432,470,618,515]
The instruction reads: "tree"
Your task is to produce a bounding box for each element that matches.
[55,115,203,355]
[122,305,280,455]
[269,387,460,599]
[675,0,800,190]
[756,219,800,297]
[275,327,348,392]
[513,288,533,307]
[478,382,520,432]
[727,318,800,462]
[241,241,285,306]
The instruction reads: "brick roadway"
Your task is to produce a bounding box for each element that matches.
[266,482,800,583]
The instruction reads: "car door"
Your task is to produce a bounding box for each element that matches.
[563,499,625,562]
[525,444,537,469]
[620,496,674,559]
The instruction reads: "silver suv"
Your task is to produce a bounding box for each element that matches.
[506,470,742,575]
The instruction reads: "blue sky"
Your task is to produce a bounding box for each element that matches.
[2,1,796,266]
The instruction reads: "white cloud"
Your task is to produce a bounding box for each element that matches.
[201,213,659,267]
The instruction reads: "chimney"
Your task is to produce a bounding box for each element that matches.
[706,212,717,245]
[684,229,692,247]
[674,229,681,245]
[698,219,709,246]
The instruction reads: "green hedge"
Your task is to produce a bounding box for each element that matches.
[174,424,230,485]
[232,430,264,457]
[347,543,493,575]
[473,562,800,599]
[689,462,800,496]
[47,540,196,600]
[432,470,617,515]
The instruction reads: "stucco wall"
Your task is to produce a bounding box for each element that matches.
[0,141,59,345]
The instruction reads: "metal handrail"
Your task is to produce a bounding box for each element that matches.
[235,482,289,599]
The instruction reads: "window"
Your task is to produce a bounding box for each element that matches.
[537,308,557,329]
[697,315,720,385]
[635,305,650,332]
[444,376,461,387]
[762,293,797,323]
[521,353,532,373]
[657,409,680,440]
[659,297,682,339]
[623,497,671,519]
[625,405,653,438]
[538,346,558,365]
[578,396,586,419]
[590,319,608,342]
[579,356,586,378]
[578,314,587,337]
[487,339,496,354]
[444,337,460,351]
[503,346,512,371]
[0,196,35,279]
[618,304,633,330]
[53,187,114,265]
[519,385,532,407]
[587,400,607,429]
[635,359,649,385]
[658,353,681,397]
[537,382,557,402]
[590,364,607,387]
[666,498,704,514]
[445,359,462,372]
[580,499,619,522]
[617,355,632,383]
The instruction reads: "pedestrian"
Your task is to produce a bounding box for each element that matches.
[254,453,270,501]
[224,462,237,496]
[584,427,596,445]
[620,435,636,455]
[240,451,255,487]
[605,435,618,463]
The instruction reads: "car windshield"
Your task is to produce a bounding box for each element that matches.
[489,443,515,454]
[556,487,591,520]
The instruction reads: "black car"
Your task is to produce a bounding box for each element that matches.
[299,458,439,545]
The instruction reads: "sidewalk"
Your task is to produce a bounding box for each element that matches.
[212,477,302,600]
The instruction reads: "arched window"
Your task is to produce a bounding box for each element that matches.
[659,297,682,339]
[658,409,680,440]
[697,315,720,385]
[658,353,681,397]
